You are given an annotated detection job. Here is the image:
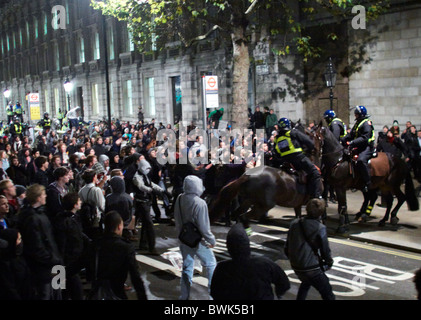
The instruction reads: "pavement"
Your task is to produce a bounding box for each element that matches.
[265,189,421,254]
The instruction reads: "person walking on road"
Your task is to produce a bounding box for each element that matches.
[174,175,216,300]
[284,198,335,300]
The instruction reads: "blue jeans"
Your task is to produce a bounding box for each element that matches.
[295,269,335,300]
[179,242,216,300]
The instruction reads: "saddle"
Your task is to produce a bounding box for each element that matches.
[280,162,308,184]
[346,148,390,177]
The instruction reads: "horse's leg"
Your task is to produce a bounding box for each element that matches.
[355,191,369,221]
[378,193,393,227]
[336,187,349,233]
[293,206,302,218]
[390,190,406,225]
[359,190,378,222]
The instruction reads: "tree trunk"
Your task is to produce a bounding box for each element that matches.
[230,25,250,130]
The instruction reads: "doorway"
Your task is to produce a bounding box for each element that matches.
[171,76,182,124]
[77,86,84,118]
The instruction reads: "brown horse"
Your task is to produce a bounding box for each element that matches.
[314,124,418,232]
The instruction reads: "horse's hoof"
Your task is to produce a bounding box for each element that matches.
[390,217,399,225]
[354,213,362,221]
[358,214,368,223]
[336,226,349,234]
[378,219,386,227]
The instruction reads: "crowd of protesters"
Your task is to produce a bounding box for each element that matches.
[0,103,421,301]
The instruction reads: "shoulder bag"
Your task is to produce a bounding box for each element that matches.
[178,195,202,248]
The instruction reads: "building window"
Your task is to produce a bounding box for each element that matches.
[26,21,30,47]
[91,83,99,115]
[93,31,100,60]
[34,18,38,39]
[78,35,85,63]
[44,90,50,114]
[54,88,60,114]
[123,80,133,116]
[44,14,48,35]
[64,40,70,66]
[108,23,114,60]
[65,0,70,24]
[144,77,156,117]
[54,43,60,71]
[6,35,10,51]
[128,29,134,52]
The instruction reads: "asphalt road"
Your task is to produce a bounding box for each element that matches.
[129,221,421,301]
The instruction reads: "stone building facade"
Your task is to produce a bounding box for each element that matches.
[1,0,421,132]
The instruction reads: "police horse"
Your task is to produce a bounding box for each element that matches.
[314,124,418,232]
[208,125,324,228]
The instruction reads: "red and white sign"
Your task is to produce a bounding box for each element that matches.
[203,76,219,109]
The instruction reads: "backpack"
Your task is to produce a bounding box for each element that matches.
[79,187,99,232]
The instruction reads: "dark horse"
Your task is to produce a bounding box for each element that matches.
[208,126,324,227]
[314,124,418,232]
[208,165,323,228]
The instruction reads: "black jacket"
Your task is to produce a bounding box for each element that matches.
[6,164,27,186]
[105,177,133,226]
[46,182,67,220]
[377,136,409,159]
[52,211,86,275]
[89,234,147,300]
[285,216,333,271]
[211,223,290,300]
[17,204,62,283]
[33,169,49,188]
[0,229,34,300]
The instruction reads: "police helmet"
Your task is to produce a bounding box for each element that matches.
[354,106,367,117]
[278,117,291,130]
[323,109,336,120]
[44,112,49,118]
[13,116,19,122]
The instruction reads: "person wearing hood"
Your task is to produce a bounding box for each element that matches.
[174,175,217,300]
[108,151,122,170]
[0,228,34,300]
[123,152,142,194]
[98,154,110,174]
[210,223,290,300]
[106,176,133,240]
[133,159,164,254]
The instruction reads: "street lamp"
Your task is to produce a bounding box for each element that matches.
[63,77,73,111]
[3,88,11,105]
[324,57,337,110]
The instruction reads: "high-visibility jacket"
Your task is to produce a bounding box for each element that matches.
[275,130,303,157]
[355,118,375,143]
[6,106,14,116]
[14,104,23,114]
[13,124,22,135]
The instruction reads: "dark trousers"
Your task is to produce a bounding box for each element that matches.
[135,200,155,251]
[295,269,335,300]
[62,273,83,300]
[356,146,372,185]
[287,153,322,198]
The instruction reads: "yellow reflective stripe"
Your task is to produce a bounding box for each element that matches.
[275,131,303,157]
[356,119,375,143]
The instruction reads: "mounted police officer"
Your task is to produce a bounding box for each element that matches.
[14,101,23,122]
[344,106,375,193]
[322,110,347,204]
[39,112,52,135]
[323,110,346,143]
[6,102,14,124]
[275,118,322,199]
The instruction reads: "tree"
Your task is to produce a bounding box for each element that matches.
[92,0,389,129]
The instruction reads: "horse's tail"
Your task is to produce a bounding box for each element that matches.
[209,175,249,223]
[405,170,419,211]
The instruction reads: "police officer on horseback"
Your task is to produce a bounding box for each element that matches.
[275,118,322,199]
[323,110,347,143]
[345,106,375,193]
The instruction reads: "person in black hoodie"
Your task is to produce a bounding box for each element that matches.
[52,193,87,300]
[210,223,290,300]
[122,153,141,195]
[17,184,63,300]
[0,228,35,300]
[105,176,134,240]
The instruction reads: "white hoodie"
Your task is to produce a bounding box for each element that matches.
[174,175,216,246]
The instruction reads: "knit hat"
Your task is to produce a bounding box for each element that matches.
[15,185,26,197]
[393,120,399,126]
[92,162,106,175]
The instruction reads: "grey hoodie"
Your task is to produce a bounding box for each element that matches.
[174,175,216,246]
[133,159,163,200]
